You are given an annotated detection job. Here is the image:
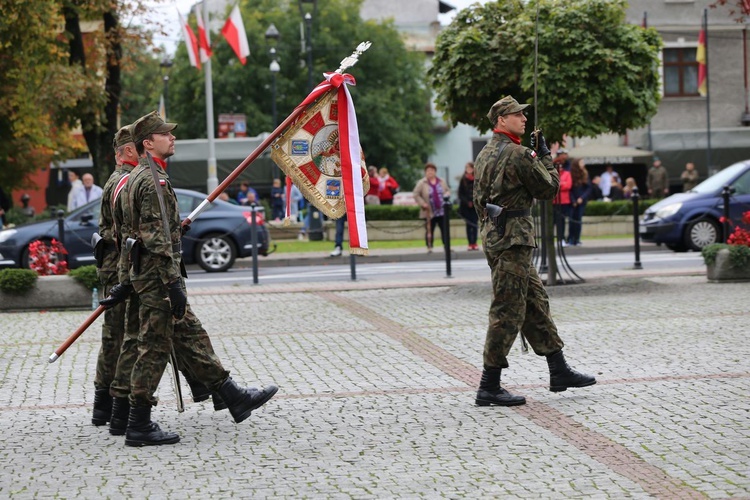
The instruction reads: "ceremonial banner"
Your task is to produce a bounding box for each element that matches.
[271,72,369,254]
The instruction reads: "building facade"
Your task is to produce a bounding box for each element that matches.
[625,0,750,187]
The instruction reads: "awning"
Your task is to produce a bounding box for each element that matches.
[566,144,653,164]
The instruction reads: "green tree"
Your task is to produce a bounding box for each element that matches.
[0,0,83,193]
[0,0,155,195]
[164,0,434,188]
[428,0,662,144]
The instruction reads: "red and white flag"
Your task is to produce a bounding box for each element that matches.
[178,11,201,70]
[697,24,707,96]
[195,6,213,63]
[221,5,250,65]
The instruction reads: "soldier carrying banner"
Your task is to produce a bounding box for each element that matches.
[101,112,278,446]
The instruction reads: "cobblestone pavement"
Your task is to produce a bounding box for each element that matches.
[1,273,748,499]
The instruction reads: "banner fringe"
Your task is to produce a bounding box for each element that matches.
[349,247,368,256]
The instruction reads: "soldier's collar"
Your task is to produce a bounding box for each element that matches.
[493,129,521,145]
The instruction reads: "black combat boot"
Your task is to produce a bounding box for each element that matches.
[216,377,278,424]
[92,389,112,426]
[124,406,180,447]
[547,350,596,392]
[212,392,227,411]
[184,376,211,403]
[109,397,130,436]
[475,367,526,406]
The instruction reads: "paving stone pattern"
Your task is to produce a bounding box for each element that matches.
[0,274,748,498]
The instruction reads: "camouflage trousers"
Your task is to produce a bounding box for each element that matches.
[109,290,140,399]
[483,245,564,369]
[128,278,229,407]
[94,271,125,392]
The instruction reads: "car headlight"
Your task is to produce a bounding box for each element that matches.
[654,203,682,220]
[0,229,17,243]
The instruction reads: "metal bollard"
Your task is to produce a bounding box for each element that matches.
[631,187,642,270]
[56,209,67,264]
[442,196,452,278]
[57,209,65,245]
[250,202,259,284]
[722,185,733,243]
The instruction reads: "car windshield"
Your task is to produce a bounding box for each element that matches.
[692,161,750,194]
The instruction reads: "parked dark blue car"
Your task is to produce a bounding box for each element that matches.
[0,188,270,272]
[640,160,750,251]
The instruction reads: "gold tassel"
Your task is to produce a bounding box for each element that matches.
[349,247,369,257]
[283,217,291,227]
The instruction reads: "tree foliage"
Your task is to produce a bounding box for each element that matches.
[428,0,662,144]
[162,0,434,188]
[0,0,82,192]
[0,0,156,195]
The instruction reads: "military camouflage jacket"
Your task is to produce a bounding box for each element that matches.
[98,164,135,274]
[473,133,558,251]
[116,158,182,285]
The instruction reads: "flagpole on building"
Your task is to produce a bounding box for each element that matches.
[203,0,218,193]
[703,8,712,175]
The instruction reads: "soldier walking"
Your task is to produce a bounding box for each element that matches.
[102,112,277,446]
[472,96,596,407]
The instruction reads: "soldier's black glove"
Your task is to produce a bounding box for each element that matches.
[168,279,187,320]
[100,283,133,308]
[181,223,190,236]
[530,130,551,158]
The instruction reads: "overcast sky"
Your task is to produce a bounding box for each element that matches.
[143,0,491,55]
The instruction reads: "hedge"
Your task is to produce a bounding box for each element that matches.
[363,200,656,221]
[0,268,38,294]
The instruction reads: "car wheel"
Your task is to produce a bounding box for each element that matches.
[684,218,720,251]
[196,233,237,272]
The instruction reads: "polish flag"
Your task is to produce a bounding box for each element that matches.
[178,11,201,70]
[195,6,212,63]
[221,5,250,65]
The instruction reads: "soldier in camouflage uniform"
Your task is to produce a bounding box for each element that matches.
[102,112,277,447]
[101,126,218,437]
[90,127,135,427]
[473,96,596,407]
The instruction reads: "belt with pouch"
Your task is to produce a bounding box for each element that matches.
[482,207,531,220]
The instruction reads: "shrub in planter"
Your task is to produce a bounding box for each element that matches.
[701,210,750,278]
[28,239,68,276]
[0,268,38,294]
[702,243,750,268]
[69,265,99,291]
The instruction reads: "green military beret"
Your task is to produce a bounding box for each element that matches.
[487,96,530,125]
[132,111,177,144]
[113,125,134,149]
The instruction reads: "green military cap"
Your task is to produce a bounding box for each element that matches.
[113,125,134,149]
[487,96,530,124]
[132,111,177,144]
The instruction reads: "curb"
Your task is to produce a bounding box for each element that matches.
[220,242,663,270]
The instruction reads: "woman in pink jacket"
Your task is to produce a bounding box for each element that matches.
[552,158,572,246]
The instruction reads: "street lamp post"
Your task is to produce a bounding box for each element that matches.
[270,52,280,129]
[160,57,173,167]
[264,23,280,129]
[159,57,173,119]
[265,23,281,179]
[298,0,317,92]
[298,0,322,240]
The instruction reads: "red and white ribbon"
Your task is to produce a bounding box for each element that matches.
[294,72,368,253]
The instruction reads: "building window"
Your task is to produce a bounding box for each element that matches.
[663,47,699,97]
